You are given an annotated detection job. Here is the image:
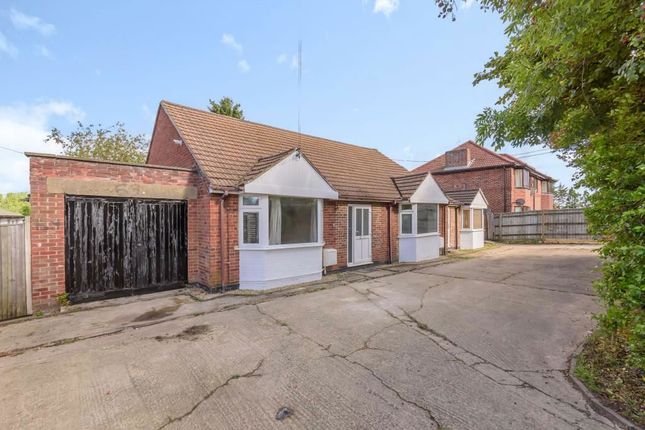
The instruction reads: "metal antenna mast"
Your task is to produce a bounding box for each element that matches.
[297,40,302,147]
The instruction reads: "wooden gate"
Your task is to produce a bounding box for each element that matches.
[0,216,31,320]
[65,196,188,302]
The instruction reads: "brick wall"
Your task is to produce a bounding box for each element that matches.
[147,107,196,169]
[29,155,201,310]
[509,169,555,211]
[323,200,398,270]
[541,193,554,210]
[213,194,239,287]
[434,168,511,214]
[323,201,349,270]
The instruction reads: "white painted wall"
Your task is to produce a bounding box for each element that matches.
[239,244,323,290]
[410,174,449,204]
[399,233,441,262]
[243,150,338,199]
[460,230,485,250]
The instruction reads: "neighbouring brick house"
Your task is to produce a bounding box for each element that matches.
[29,101,478,310]
[413,141,556,213]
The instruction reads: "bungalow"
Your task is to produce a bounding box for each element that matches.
[27,101,485,309]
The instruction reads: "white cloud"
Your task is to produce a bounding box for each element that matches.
[290,54,299,70]
[34,45,52,58]
[373,0,399,17]
[0,32,18,58]
[237,59,250,73]
[403,145,414,159]
[276,53,287,64]
[221,33,242,53]
[0,101,84,193]
[9,8,56,37]
[460,0,476,9]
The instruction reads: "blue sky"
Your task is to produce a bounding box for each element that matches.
[0,0,574,193]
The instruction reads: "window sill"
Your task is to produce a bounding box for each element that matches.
[461,228,484,232]
[237,242,324,251]
[398,232,440,239]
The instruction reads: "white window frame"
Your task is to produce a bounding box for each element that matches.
[472,208,484,230]
[462,207,484,231]
[462,208,471,229]
[238,194,323,250]
[399,204,413,235]
[399,203,439,237]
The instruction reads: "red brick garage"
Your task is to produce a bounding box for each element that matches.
[28,153,204,310]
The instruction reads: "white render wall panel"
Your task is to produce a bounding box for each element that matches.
[399,234,441,262]
[460,230,485,249]
[239,245,323,290]
[244,151,338,199]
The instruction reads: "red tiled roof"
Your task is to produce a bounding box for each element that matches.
[240,148,296,184]
[161,101,408,201]
[413,140,554,180]
[413,141,511,173]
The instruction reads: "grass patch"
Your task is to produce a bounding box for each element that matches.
[575,327,644,426]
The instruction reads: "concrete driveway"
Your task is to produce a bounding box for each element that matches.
[0,244,616,429]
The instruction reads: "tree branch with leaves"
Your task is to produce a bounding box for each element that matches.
[46,122,149,163]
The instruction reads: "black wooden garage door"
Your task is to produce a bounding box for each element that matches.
[65,196,188,302]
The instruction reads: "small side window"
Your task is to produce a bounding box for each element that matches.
[243,212,259,244]
[462,209,471,229]
[401,213,412,234]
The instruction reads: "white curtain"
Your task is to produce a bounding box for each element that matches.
[310,200,317,242]
[269,196,282,245]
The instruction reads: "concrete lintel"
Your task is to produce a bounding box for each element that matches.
[47,178,198,200]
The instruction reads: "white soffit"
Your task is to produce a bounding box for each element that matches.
[410,173,449,204]
[244,151,339,199]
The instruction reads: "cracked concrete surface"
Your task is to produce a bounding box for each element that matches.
[0,244,617,429]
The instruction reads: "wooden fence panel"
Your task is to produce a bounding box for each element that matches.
[494,209,594,242]
[0,216,31,320]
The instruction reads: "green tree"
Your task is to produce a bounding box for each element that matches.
[0,192,30,216]
[434,0,644,367]
[46,122,148,163]
[208,97,244,119]
[553,185,589,209]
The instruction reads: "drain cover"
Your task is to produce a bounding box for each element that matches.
[275,406,293,421]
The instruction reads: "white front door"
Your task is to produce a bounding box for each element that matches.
[350,205,372,265]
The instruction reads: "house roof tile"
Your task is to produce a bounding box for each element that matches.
[161,101,408,201]
[391,172,428,200]
[443,189,481,206]
[413,140,554,180]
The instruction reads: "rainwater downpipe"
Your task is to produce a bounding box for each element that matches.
[219,191,229,290]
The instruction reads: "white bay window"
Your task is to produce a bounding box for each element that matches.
[462,207,484,231]
[239,194,323,248]
[399,203,439,236]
